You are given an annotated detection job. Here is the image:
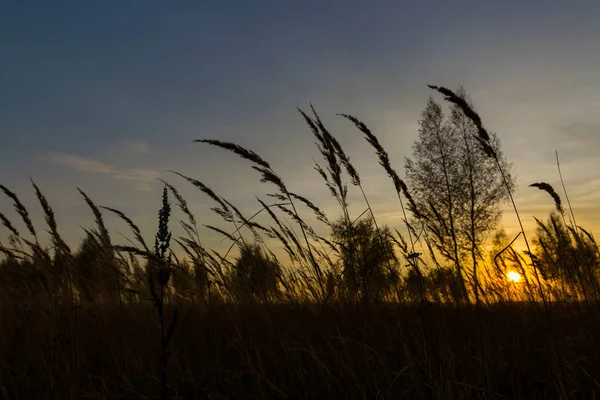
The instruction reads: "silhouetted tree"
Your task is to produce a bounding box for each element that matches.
[231,243,281,301]
[405,89,514,304]
[331,216,398,302]
[74,231,120,304]
[425,266,467,304]
[170,257,209,304]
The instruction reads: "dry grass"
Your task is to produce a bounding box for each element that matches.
[1,87,600,399]
[1,302,599,399]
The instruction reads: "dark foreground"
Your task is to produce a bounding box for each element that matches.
[1,302,599,399]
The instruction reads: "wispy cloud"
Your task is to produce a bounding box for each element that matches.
[47,153,114,174]
[48,152,160,191]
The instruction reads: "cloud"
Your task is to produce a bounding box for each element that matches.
[47,153,114,174]
[48,152,160,191]
[111,168,160,183]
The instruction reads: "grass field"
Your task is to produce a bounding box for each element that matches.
[1,86,599,399]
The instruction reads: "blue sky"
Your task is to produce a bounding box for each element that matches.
[1,1,600,255]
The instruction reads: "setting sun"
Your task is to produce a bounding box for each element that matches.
[507,271,522,283]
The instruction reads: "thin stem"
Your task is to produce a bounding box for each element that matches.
[493,157,548,312]
[159,282,167,400]
[394,191,426,304]
[555,150,578,228]
[284,193,326,301]
[556,150,599,303]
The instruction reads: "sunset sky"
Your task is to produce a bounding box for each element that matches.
[1,1,599,256]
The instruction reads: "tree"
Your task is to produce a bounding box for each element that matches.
[74,231,120,304]
[170,258,208,304]
[330,216,398,302]
[425,266,466,304]
[231,243,282,301]
[404,88,514,304]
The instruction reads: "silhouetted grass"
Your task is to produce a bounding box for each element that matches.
[1,86,599,399]
[2,301,600,399]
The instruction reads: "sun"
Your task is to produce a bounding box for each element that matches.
[507,271,522,283]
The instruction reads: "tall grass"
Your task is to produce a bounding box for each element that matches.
[1,87,600,398]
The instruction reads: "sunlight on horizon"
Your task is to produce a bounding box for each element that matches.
[507,270,522,283]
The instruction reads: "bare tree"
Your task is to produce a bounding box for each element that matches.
[405,89,514,304]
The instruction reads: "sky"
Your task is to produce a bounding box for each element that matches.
[1,1,599,258]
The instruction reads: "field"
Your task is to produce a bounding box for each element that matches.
[1,86,599,399]
[2,302,600,399]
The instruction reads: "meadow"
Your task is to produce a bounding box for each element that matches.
[1,86,599,399]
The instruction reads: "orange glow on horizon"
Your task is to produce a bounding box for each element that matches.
[507,270,522,283]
